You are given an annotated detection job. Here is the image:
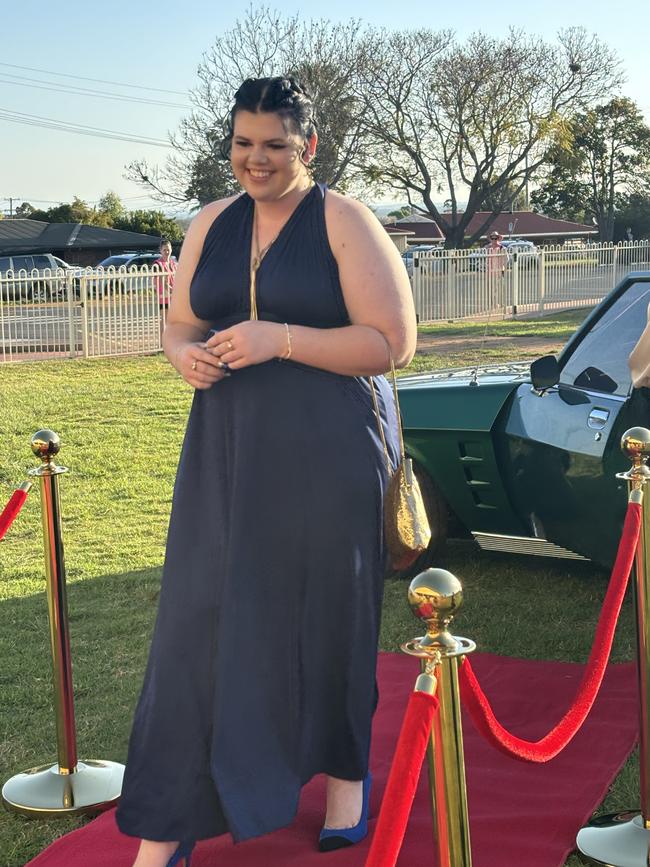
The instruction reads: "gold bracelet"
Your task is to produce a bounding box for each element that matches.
[283,323,292,360]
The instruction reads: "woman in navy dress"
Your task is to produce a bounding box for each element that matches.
[116,77,416,867]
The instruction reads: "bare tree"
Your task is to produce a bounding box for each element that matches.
[358,27,623,247]
[126,7,369,207]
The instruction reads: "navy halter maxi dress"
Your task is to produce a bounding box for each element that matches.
[116,185,400,844]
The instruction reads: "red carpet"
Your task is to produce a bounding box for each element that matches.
[26,652,638,867]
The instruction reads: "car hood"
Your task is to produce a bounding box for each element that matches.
[397,362,531,433]
[397,361,530,390]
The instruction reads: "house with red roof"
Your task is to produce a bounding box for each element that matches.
[390,210,597,247]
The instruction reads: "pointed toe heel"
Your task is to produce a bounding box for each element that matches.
[318,774,372,853]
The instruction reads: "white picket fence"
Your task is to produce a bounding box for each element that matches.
[0,265,171,362]
[2,242,650,362]
[411,240,650,321]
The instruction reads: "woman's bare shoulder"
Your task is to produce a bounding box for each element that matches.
[323,189,373,221]
[323,190,390,254]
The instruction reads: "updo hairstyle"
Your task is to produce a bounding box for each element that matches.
[220,76,317,160]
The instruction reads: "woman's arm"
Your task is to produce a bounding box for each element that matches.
[208,192,417,376]
[163,197,239,389]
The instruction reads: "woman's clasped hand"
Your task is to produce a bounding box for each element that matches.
[206,320,288,369]
[177,321,289,389]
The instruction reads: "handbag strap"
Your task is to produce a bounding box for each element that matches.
[369,353,406,473]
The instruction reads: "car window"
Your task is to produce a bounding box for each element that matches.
[559,279,650,396]
[0,257,11,272]
[32,255,52,269]
[100,256,128,267]
[12,256,34,271]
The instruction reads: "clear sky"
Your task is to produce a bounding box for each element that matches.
[1,0,648,215]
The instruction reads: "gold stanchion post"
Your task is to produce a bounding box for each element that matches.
[402,568,476,867]
[577,426,650,865]
[2,430,124,817]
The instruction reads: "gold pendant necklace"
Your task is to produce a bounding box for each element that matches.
[249,183,315,319]
[250,206,281,321]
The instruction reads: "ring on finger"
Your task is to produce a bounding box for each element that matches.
[227,340,234,351]
[191,360,198,371]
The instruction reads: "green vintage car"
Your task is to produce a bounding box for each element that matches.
[397,271,650,576]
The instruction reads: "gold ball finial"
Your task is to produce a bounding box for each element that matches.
[31,430,61,462]
[408,568,463,652]
[621,427,650,462]
[621,427,650,480]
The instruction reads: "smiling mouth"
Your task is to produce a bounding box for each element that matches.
[248,169,272,180]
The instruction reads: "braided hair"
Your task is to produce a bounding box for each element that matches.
[220,76,317,160]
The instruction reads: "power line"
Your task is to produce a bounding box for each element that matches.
[0,61,189,96]
[0,72,190,109]
[0,107,172,147]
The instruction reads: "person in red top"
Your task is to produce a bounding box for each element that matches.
[485,231,508,313]
[155,239,177,308]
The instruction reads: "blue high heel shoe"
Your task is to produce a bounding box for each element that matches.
[318,774,372,852]
[165,840,195,867]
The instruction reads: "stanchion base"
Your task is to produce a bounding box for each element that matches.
[577,812,650,866]
[2,759,124,818]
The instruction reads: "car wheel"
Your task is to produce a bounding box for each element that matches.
[31,281,49,303]
[386,461,449,580]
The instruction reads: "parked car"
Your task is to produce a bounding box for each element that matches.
[97,252,163,270]
[85,252,168,297]
[0,253,79,301]
[395,271,650,578]
[402,245,437,277]
[466,239,538,271]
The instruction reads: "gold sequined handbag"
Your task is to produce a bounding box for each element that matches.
[369,358,432,571]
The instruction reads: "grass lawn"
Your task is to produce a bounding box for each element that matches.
[415,308,588,341]
[0,312,636,866]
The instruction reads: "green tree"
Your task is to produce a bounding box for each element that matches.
[532,97,650,240]
[614,191,650,241]
[114,210,184,242]
[15,202,36,218]
[97,191,126,224]
[387,206,412,219]
[33,196,97,224]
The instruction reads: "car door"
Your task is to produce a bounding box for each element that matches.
[502,275,650,566]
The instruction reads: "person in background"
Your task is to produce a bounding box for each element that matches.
[155,239,177,337]
[156,239,177,306]
[485,231,508,313]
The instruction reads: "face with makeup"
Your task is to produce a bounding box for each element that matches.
[230,109,316,202]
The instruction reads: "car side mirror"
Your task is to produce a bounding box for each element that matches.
[530,355,560,390]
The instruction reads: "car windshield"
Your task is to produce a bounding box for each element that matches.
[559,279,650,397]
[100,257,129,267]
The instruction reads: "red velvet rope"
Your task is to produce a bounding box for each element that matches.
[0,488,30,542]
[365,689,439,867]
[459,500,641,762]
